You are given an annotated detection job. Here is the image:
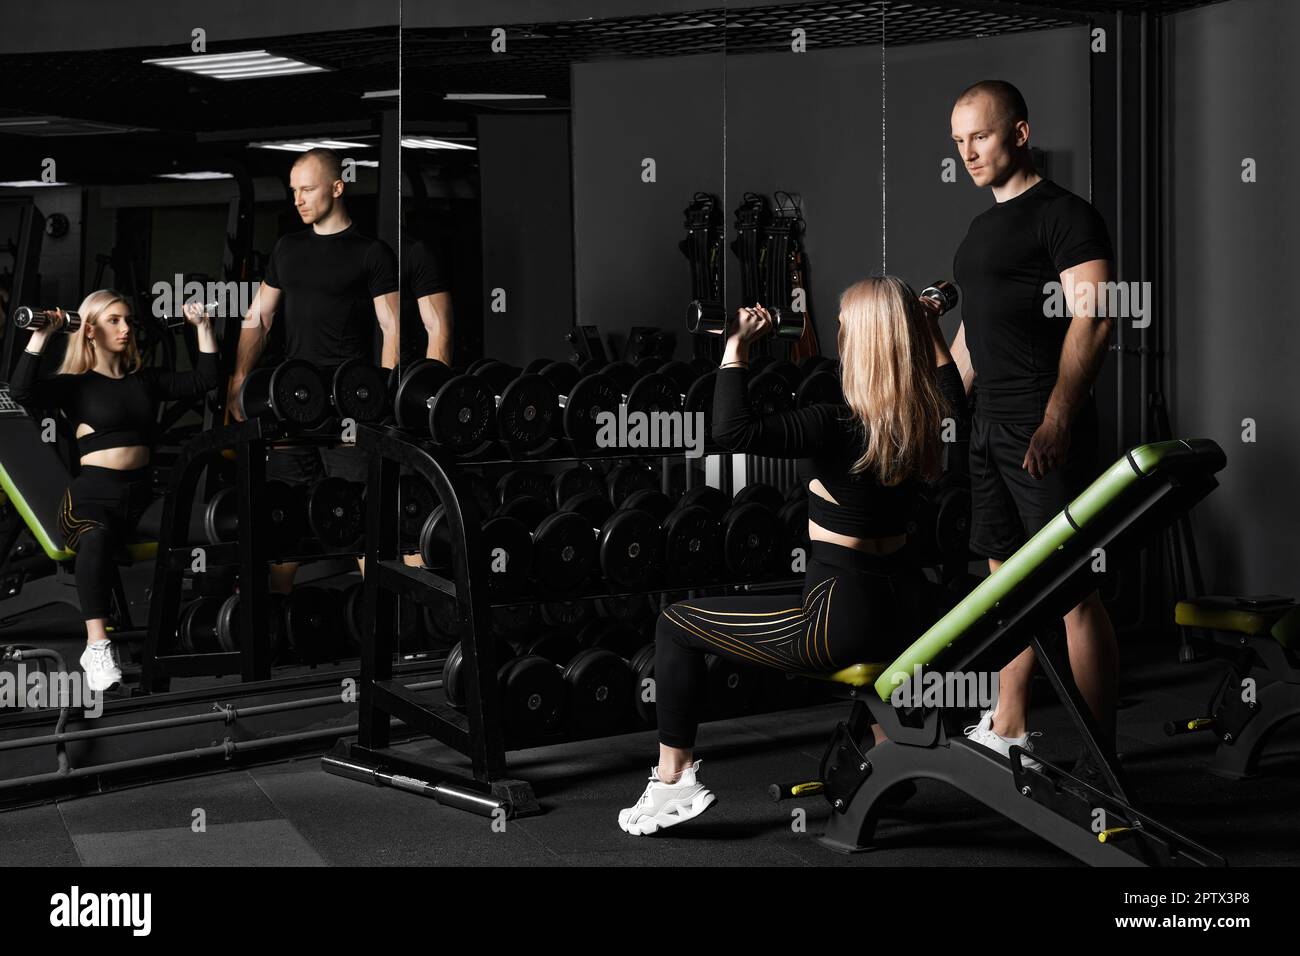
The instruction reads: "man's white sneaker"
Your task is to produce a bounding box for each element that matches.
[962,710,1043,772]
[618,759,717,836]
[79,640,122,693]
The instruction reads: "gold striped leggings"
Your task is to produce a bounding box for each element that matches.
[654,541,927,748]
[58,465,152,621]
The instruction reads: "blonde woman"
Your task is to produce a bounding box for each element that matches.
[9,290,219,691]
[618,276,968,835]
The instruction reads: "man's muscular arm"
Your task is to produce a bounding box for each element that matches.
[418,291,454,365]
[229,283,281,421]
[1023,258,1114,478]
[949,320,975,395]
[373,291,400,368]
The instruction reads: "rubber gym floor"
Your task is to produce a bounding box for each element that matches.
[2,639,1298,867]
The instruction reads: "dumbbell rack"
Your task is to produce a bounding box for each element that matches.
[140,417,368,691]
[332,423,802,818]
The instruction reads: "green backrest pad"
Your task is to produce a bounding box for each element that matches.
[873,439,1226,701]
[0,413,78,560]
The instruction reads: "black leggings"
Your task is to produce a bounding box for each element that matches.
[58,465,152,622]
[654,541,929,748]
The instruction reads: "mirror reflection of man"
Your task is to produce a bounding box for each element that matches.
[231,147,399,592]
[400,223,453,367]
[946,81,1119,773]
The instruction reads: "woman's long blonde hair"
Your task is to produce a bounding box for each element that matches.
[837,276,946,487]
[57,289,143,376]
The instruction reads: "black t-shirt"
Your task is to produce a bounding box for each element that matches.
[953,179,1113,423]
[399,238,448,366]
[264,225,398,367]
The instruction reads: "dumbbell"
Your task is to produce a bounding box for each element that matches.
[471,360,559,454]
[618,487,721,586]
[516,636,635,738]
[281,585,344,666]
[704,653,766,719]
[341,581,430,656]
[538,361,621,451]
[686,300,806,340]
[305,477,365,549]
[213,591,289,662]
[240,359,331,428]
[679,484,787,580]
[441,640,567,746]
[13,306,190,334]
[320,358,390,425]
[392,358,495,455]
[550,463,605,511]
[919,280,959,315]
[204,479,308,555]
[175,596,227,655]
[914,481,972,568]
[398,474,438,552]
[559,490,662,590]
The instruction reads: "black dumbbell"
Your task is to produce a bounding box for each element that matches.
[282,585,343,666]
[392,359,495,455]
[523,638,635,739]
[240,359,331,428]
[341,581,428,656]
[420,505,534,596]
[602,361,684,436]
[550,463,606,511]
[321,358,391,425]
[539,362,621,452]
[686,300,806,341]
[472,360,559,454]
[605,461,657,509]
[441,640,565,747]
[204,480,308,555]
[214,591,288,662]
[680,485,784,580]
[398,474,438,552]
[638,488,722,586]
[175,597,226,655]
[559,490,661,590]
[306,477,365,549]
[496,469,553,508]
[705,653,767,719]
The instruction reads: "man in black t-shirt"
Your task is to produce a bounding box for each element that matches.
[945,81,1119,767]
[231,147,399,589]
[400,236,453,367]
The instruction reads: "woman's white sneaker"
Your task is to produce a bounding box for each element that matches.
[79,640,122,693]
[962,710,1043,772]
[618,759,717,836]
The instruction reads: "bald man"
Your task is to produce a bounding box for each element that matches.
[945,80,1119,773]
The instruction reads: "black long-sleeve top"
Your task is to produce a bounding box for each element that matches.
[8,349,221,456]
[712,362,968,537]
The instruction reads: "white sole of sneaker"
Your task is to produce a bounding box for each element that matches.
[620,789,717,836]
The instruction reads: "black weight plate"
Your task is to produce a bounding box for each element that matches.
[215,592,287,663]
[490,603,537,638]
[495,493,552,532]
[667,462,705,499]
[464,358,495,376]
[575,618,614,649]
[606,463,656,508]
[935,485,972,558]
[307,477,365,548]
[238,367,276,420]
[551,464,605,511]
[631,643,657,728]
[797,369,844,407]
[393,359,451,434]
[625,372,682,417]
[177,597,223,654]
[341,581,364,654]
[473,360,519,396]
[598,508,661,589]
[747,370,794,416]
[442,643,465,709]
[269,359,329,427]
[602,361,640,395]
[561,373,619,450]
[526,631,583,666]
[285,586,338,665]
[399,475,438,550]
[750,355,774,374]
[683,371,716,439]
[634,356,661,374]
[539,600,591,629]
[524,357,552,375]
[531,510,597,593]
[784,479,807,503]
[562,646,633,738]
[540,360,581,397]
[722,502,782,579]
[419,506,450,569]
[497,469,552,505]
[657,360,696,395]
[481,515,534,595]
[766,359,803,391]
[578,357,605,377]
[777,498,809,549]
[618,488,672,523]
[799,354,835,376]
[732,482,783,514]
[497,373,558,452]
[594,592,651,623]
[265,479,307,553]
[429,374,494,454]
[679,485,729,517]
[498,655,565,745]
[587,621,643,658]
[204,487,237,544]
[562,490,613,529]
[332,359,389,424]
[689,357,715,379]
[661,504,721,585]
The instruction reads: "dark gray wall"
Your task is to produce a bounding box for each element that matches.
[1167,0,1300,595]
[571,54,724,359]
[477,112,575,366]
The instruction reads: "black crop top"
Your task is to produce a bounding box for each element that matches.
[711,362,968,537]
[8,350,222,456]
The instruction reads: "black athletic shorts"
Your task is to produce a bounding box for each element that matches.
[265,444,371,486]
[967,401,1101,562]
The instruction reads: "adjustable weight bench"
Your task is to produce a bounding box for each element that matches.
[1167,594,1300,778]
[784,438,1229,867]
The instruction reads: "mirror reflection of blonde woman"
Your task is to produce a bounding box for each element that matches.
[9,290,220,692]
